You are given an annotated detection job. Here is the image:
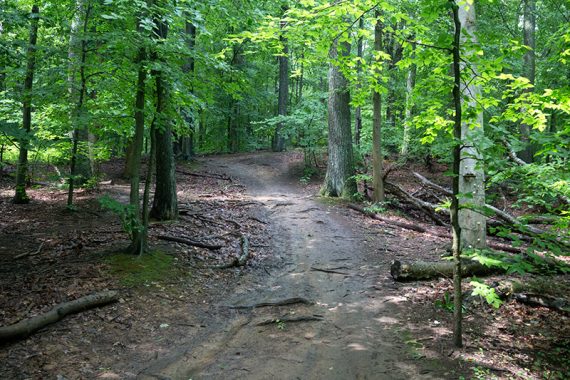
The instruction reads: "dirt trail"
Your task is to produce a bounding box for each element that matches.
[140,152,453,379]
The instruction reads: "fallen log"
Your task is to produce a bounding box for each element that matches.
[412,171,570,249]
[215,234,250,269]
[385,181,445,225]
[390,260,504,281]
[156,235,222,250]
[0,290,118,342]
[349,203,521,254]
[514,293,570,314]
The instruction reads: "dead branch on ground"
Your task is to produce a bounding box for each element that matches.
[0,290,118,342]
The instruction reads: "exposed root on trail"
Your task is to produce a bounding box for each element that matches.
[228,297,314,310]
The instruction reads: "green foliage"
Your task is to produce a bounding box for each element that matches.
[99,195,142,240]
[470,278,503,309]
[434,291,454,312]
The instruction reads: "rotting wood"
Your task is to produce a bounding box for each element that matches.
[514,293,570,314]
[156,235,222,250]
[256,314,324,326]
[214,234,250,269]
[0,290,118,341]
[390,260,503,281]
[229,297,314,310]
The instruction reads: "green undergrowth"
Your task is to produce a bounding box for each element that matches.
[105,250,177,287]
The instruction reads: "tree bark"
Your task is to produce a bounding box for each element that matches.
[0,290,118,342]
[272,6,288,152]
[67,1,93,207]
[390,260,503,282]
[458,2,486,250]
[451,0,464,349]
[400,43,416,158]
[127,25,147,255]
[354,17,364,147]
[14,4,39,204]
[174,18,196,160]
[372,11,385,203]
[67,0,93,196]
[150,11,178,221]
[519,0,536,163]
[321,5,355,198]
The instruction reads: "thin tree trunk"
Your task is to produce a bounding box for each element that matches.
[127,35,147,255]
[67,1,93,207]
[450,0,463,349]
[321,9,355,198]
[273,6,288,152]
[67,0,92,194]
[14,4,39,204]
[175,18,196,160]
[519,0,536,163]
[458,2,486,249]
[372,11,385,203]
[400,43,416,159]
[354,17,364,147]
[150,11,178,221]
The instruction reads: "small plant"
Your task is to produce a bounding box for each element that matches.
[434,291,454,312]
[99,195,142,240]
[364,202,388,214]
[275,319,286,330]
[434,291,467,313]
[470,279,503,308]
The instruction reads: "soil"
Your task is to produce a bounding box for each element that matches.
[0,151,568,379]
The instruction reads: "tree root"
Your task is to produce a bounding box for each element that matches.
[214,234,250,269]
[156,235,222,250]
[256,314,324,326]
[229,297,314,310]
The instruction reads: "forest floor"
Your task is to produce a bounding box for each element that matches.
[0,151,568,379]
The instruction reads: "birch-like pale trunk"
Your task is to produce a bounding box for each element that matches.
[458,1,487,250]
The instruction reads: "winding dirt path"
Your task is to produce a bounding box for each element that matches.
[140,152,455,379]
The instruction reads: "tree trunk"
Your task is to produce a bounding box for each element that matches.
[519,0,536,163]
[175,19,196,160]
[272,6,288,152]
[14,4,39,204]
[400,43,416,159]
[150,12,178,221]
[450,0,464,349]
[354,17,364,147]
[67,0,92,193]
[127,32,147,255]
[372,12,385,203]
[458,2,487,250]
[321,8,355,198]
